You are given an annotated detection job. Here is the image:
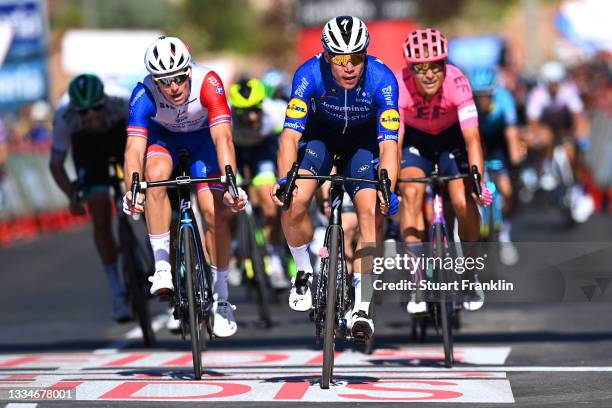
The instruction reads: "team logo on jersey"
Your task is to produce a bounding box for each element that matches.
[216,86,224,94]
[380,109,400,131]
[286,98,308,119]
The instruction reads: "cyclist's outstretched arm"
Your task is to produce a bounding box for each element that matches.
[124,136,147,192]
[379,140,398,189]
[462,126,485,178]
[504,125,522,166]
[210,122,238,175]
[277,128,301,177]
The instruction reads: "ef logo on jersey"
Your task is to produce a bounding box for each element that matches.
[286,98,308,119]
[380,109,400,131]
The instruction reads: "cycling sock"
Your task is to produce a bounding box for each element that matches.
[103,262,124,297]
[499,221,512,242]
[288,243,313,274]
[149,231,170,271]
[404,242,426,302]
[353,272,371,313]
[211,265,229,302]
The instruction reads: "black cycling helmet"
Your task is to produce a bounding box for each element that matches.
[68,74,105,109]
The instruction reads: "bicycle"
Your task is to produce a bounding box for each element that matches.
[130,149,239,380]
[278,161,392,389]
[397,163,482,368]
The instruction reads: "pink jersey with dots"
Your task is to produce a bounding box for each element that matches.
[396,63,478,135]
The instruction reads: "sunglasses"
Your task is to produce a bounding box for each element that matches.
[154,73,189,87]
[77,103,105,115]
[329,53,366,67]
[411,62,445,75]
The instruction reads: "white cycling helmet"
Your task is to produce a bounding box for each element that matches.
[144,36,192,76]
[540,61,566,85]
[322,16,370,54]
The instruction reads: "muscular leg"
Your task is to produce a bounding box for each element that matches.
[86,192,118,265]
[352,188,384,313]
[197,188,235,303]
[398,167,427,242]
[447,178,480,242]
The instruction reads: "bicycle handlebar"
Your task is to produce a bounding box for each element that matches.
[129,166,240,200]
[397,165,483,200]
[276,161,392,211]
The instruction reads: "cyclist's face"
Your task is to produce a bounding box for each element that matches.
[412,62,445,99]
[475,94,493,112]
[236,108,262,129]
[155,68,191,106]
[78,105,106,129]
[325,52,365,90]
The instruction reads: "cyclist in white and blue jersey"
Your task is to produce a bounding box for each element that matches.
[271,16,400,339]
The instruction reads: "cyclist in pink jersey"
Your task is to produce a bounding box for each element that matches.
[396,28,491,313]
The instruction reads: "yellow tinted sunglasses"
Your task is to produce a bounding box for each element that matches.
[329,53,366,67]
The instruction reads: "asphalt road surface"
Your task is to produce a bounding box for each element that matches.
[1,201,612,407]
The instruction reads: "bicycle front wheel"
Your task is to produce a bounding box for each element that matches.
[182,227,203,380]
[435,223,453,368]
[322,225,341,389]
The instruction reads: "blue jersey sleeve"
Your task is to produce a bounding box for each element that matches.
[497,88,518,127]
[126,82,156,140]
[283,58,318,134]
[373,62,400,143]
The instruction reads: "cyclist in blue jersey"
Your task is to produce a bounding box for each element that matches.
[468,67,521,265]
[271,16,400,339]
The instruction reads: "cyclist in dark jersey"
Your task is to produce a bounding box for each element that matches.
[50,74,131,322]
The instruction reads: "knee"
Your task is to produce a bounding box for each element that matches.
[451,194,470,218]
[400,186,423,213]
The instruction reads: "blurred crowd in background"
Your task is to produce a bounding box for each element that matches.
[0,0,610,245]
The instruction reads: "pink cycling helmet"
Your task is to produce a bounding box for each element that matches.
[403,28,448,64]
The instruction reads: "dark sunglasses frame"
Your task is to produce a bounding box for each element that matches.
[155,73,190,87]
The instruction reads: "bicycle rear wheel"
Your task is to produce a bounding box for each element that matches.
[435,223,453,368]
[119,221,155,347]
[322,225,341,389]
[182,227,203,380]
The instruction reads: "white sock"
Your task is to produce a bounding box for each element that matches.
[353,272,370,313]
[212,265,229,302]
[103,262,124,297]
[149,231,170,271]
[499,220,512,242]
[288,243,313,274]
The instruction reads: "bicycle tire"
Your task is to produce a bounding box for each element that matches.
[322,225,341,389]
[182,227,203,380]
[435,223,453,368]
[118,221,156,347]
[245,212,271,326]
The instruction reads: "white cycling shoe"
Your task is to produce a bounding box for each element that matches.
[166,307,181,334]
[351,310,374,339]
[407,301,427,314]
[288,271,312,312]
[213,300,237,338]
[148,267,174,296]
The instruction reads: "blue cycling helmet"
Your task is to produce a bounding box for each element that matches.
[467,67,498,94]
